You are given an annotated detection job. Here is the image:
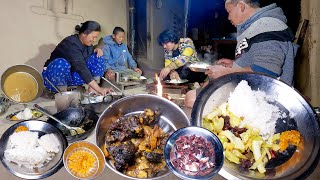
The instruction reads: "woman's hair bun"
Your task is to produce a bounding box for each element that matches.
[74,21,100,34]
[75,23,82,32]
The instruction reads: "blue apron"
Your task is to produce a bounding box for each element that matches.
[42,54,106,92]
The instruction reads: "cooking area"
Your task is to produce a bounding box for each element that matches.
[1,0,320,179]
[0,74,195,179]
[0,68,319,179]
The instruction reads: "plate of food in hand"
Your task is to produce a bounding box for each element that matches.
[189,62,210,72]
[164,79,189,85]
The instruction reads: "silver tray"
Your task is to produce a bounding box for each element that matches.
[191,73,320,180]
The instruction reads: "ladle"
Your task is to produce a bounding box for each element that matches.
[101,77,125,96]
[45,77,62,94]
[34,104,85,136]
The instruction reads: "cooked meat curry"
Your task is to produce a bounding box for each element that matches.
[104,108,168,178]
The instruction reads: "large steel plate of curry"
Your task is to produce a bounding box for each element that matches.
[191,73,320,180]
[95,94,190,180]
[1,65,43,103]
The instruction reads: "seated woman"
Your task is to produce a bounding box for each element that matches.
[100,27,142,80]
[42,21,112,96]
[158,29,206,83]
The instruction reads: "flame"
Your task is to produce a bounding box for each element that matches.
[155,74,162,97]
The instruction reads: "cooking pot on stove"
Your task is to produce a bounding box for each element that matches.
[191,73,320,180]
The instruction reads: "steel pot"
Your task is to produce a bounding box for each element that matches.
[191,72,320,180]
[54,91,81,112]
[95,94,190,180]
[1,64,43,103]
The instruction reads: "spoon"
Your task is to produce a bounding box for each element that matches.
[33,104,85,136]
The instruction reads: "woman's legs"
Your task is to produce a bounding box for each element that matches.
[69,54,106,86]
[43,55,106,92]
[42,58,72,92]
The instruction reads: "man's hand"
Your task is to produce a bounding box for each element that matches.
[205,65,231,79]
[205,65,252,79]
[133,67,142,75]
[160,67,171,80]
[94,48,103,57]
[169,71,180,80]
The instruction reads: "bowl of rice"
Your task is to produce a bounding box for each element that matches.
[0,120,68,179]
[191,72,320,180]
[63,141,105,179]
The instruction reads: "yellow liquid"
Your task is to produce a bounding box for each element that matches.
[3,72,38,102]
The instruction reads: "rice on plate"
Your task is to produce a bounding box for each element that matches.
[202,80,301,174]
[227,80,287,140]
[4,130,61,169]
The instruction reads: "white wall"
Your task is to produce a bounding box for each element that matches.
[0,0,128,74]
[308,0,320,106]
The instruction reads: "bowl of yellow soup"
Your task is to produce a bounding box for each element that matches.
[1,65,43,103]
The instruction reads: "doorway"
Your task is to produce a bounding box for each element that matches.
[133,0,187,71]
[132,0,301,69]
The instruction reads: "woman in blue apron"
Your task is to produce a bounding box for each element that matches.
[42,21,111,96]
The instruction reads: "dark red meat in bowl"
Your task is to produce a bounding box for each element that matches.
[164,126,224,180]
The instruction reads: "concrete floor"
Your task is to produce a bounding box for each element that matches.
[0,83,319,180]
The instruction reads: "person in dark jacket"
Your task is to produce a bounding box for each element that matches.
[42,21,112,96]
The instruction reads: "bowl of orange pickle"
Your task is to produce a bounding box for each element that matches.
[63,141,105,179]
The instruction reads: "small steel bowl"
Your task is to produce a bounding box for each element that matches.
[0,120,68,179]
[63,141,105,179]
[164,126,224,180]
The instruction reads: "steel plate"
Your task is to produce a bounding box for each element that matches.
[164,79,189,85]
[191,72,320,180]
[0,120,68,179]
